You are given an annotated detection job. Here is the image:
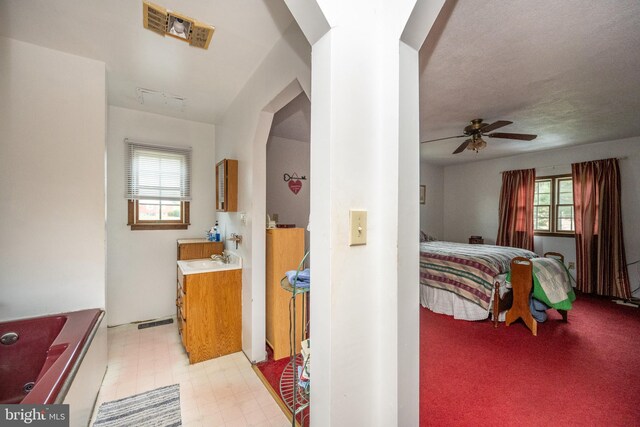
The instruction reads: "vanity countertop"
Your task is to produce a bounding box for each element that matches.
[177,238,212,244]
[177,252,242,275]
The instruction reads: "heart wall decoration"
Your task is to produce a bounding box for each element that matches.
[283,172,307,195]
[288,179,302,194]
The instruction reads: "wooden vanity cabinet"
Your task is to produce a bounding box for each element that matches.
[177,268,242,364]
[177,239,223,260]
[176,238,239,364]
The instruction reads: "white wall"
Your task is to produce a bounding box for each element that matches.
[215,23,311,362]
[106,106,216,326]
[0,37,106,321]
[300,2,424,424]
[442,137,640,295]
[266,135,310,252]
[282,1,438,423]
[420,162,444,239]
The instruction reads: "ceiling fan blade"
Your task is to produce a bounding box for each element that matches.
[488,132,537,141]
[421,134,466,143]
[479,120,512,133]
[453,139,471,154]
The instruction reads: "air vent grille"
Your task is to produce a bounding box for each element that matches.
[143,2,167,35]
[142,1,215,50]
[190,24,215,49]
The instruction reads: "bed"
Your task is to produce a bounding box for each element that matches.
[420,241,575,333]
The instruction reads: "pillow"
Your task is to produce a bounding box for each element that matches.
[420,231,437,242]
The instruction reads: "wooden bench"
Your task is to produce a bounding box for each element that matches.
[493,252,569,335]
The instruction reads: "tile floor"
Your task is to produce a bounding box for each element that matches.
[91,319,290,427]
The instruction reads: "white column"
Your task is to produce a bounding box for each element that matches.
[286,1,445,424]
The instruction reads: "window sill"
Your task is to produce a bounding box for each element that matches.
[129,223,190,231]
[534,232,574,238]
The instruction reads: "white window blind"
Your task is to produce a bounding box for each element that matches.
[125,139,192,201]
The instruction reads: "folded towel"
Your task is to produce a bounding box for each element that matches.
[286,268,310,287]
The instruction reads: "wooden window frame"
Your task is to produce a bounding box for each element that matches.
[533,178,552,233]
[534,174,574,237]
[128,200,190,230]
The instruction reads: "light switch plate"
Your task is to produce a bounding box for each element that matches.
[349,210,367,246]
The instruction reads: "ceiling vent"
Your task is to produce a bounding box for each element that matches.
[142,1,215,50]
[136,87,186,111]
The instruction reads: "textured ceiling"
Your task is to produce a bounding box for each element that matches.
[0,0,294,124]
[2,1,639,159]
[420,0,640,165]
[262,1,640,164]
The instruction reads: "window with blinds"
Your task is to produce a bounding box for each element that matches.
[125,139,192,230]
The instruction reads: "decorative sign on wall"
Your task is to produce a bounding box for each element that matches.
[283,172,307,195]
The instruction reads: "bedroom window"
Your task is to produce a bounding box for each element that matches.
[534,175,574,236]
[125,140,192,230]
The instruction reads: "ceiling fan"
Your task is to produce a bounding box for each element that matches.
[421,119,537,154]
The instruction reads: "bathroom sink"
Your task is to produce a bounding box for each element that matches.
[178,252,242,275]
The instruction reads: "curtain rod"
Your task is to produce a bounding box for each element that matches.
[499,156,628,174]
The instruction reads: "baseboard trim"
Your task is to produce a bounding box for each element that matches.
[251,364,299,427]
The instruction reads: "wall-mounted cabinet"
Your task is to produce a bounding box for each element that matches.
[216,159,238,212]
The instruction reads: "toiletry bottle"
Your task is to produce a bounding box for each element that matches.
[214,221,221,242]
[208,227,215,241]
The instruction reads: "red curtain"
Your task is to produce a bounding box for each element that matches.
[572,159,630,298]
[496,169,535,251]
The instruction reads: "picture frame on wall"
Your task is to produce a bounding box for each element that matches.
[420,185,426,204]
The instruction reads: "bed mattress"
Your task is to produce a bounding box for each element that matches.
[420,241,537,320]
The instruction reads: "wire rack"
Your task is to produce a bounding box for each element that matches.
[278,353,310,414]
[279,250,310,426]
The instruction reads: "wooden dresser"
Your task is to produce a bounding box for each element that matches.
[265,228,305,360]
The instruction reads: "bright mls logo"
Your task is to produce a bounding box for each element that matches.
[1,405,69,426]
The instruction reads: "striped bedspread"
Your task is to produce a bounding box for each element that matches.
[420,241,538,310]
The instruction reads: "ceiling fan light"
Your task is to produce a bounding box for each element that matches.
[470,135,486,152]
[172,18,185,35]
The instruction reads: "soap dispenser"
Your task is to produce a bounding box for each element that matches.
[214,221,221,242]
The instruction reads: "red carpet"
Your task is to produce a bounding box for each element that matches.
[256,294,639,426]
[256,346,291,392]
[420,293,640,426]
[255,346,309,425]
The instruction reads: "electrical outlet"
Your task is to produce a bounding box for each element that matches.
[568,262,575,270]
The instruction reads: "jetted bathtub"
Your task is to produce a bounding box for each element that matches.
[0,309,107,425]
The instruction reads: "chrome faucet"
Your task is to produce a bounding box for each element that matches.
[211,252,230,264]
[229,233,243,249]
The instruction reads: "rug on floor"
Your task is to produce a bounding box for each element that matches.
[93,384,181,427]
